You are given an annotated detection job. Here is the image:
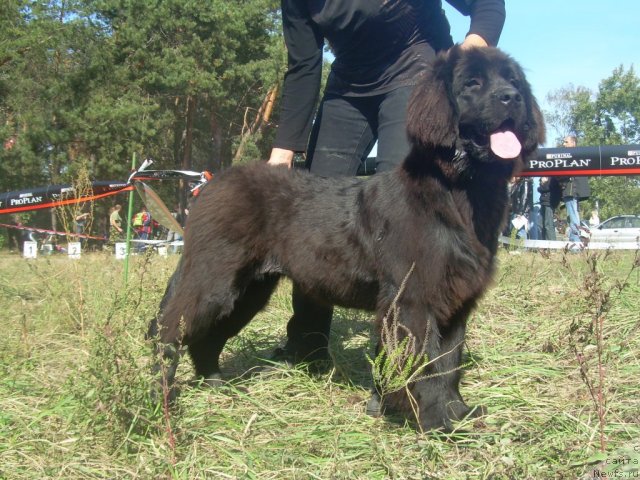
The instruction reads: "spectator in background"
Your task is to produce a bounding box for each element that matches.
[167,205,184,243]
[559,135,591,242]
[588,209,600,227]
[74,208,91,247]
[108,204,123,246]
[529,177,542,240]
[538,176,561,241]
[7,214,24,252]
[509,177,532,240]
[133,205,152,252]
[75,210,90,236]
[133,206,152,240]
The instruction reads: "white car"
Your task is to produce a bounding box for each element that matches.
[589,215,640,243]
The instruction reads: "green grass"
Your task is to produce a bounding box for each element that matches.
[0,249,638,479]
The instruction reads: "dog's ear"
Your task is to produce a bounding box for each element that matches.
[406,47,460,150]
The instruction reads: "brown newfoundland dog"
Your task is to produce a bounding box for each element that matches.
[149,46,544,432]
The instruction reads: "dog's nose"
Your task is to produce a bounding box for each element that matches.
[496,87,522,106]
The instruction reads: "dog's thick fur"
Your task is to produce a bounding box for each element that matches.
[149,46,544,431]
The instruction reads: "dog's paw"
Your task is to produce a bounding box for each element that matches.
[202,373,225,388]
[365,391,384,417]
[190,373,225,389]
[419,413,455,433]
[269,347,298,367]
[419,400,487,432]
[447,399,486,421]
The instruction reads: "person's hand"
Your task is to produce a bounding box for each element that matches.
[267,148,294,169]
[460,34,488,50]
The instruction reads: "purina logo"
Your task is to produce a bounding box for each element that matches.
[545,152,572,159]
[529,157,592,169]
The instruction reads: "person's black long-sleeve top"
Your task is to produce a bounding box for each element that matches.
[274,0,506,152]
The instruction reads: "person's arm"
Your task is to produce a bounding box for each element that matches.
[269,0,324,168]
[446,0,505,47]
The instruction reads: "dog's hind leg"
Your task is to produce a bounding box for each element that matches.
[188,274,280,385]
[272,283,333,367]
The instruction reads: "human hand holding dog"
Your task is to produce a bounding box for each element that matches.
[267,147,294,168]
[461,33,488,50]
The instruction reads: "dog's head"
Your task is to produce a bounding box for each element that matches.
[406,46,545,177]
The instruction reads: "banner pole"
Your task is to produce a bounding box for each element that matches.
[124,152,137,284]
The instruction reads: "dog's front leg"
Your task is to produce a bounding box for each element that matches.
[150,333,181,404]
[412,300,483,432]
[371,298,481,432]
[147,269,183,404]
[368,301,452,429]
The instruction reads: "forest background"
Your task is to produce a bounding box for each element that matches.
[1,0,639,226]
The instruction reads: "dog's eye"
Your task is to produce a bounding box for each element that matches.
[510,78,521,89]
[464,78,482,89]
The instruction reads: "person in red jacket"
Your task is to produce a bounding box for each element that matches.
[133,206,153,251]
[267,0,507,365]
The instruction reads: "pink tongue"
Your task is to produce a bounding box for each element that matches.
[490,131,522,159]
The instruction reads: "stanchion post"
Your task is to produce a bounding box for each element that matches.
[123,152,137,284]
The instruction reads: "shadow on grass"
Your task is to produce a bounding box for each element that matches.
[213,308,376,390]
[179,303,484,424]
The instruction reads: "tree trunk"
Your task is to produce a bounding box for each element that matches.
[231,83,279,164]
[208,106,223,173]
[182,95,195,171]
[178,95,196,217]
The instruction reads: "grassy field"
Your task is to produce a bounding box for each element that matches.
[0,248,638,479]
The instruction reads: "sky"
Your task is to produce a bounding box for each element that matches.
[443,0,640,145]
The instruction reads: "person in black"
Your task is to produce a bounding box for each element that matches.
[538,176,561,241]
[268,0,506,364]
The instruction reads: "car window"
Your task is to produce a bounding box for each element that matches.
[605,218,625,229]
[629,218,640,228]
